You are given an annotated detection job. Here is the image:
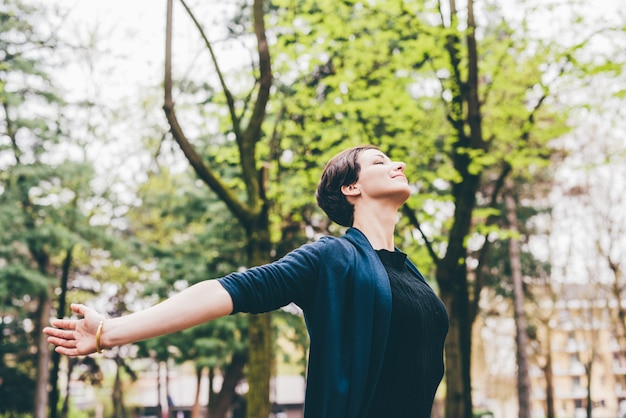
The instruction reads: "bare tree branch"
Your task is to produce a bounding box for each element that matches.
[178,0,239,131]
[163,0,253,225]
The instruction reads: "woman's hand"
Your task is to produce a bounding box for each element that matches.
[43,303,105,356]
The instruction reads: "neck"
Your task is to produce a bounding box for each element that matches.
[352,205,398,251]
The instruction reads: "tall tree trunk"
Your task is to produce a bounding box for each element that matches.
[49,247,73,418]
[208,352,248,418]
[164,0,274,416]
[439,271,473,418]
[439,0,486,416]
[437,160,480,418]
[34,293,52,418]
[585,362,593,418]
[246,314,271,418]
[60,359,75,418]
[437,125,482,418]
[157,361,162,417]
[191,367,203,418]
[165,361,171,417]
[209,366,215,410]
[504,182,531,418]
[543,326,555,418]
[21,142,53,418]
[244,213,272,418]
[113,355,128,418]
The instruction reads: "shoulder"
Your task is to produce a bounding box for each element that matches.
[319,234,363,257]
[289,235,356,261]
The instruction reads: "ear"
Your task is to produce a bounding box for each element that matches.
[341,184,361,197]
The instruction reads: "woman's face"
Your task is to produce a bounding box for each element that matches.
[346,148,411,205]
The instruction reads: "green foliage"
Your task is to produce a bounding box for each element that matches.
[0,317,37,415]
[128,166,251,374]
[273,309,308,376]
[0,1,71,412]
[0,1,131,415]
[266,0,613,272]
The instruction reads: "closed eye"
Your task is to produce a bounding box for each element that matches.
[370,153,391,165]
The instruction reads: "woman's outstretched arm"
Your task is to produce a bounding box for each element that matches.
[43,279,233,356]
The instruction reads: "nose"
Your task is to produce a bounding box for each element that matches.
[394,161,406,171]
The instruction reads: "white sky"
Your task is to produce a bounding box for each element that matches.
[53,0,165,104]
[49,0,624,112]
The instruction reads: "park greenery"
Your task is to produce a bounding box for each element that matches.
[1,0,624,418]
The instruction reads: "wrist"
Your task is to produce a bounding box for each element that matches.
[97,317,119,350]
[95,319,105,353]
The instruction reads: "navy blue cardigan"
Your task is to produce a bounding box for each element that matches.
[218,227,427,418]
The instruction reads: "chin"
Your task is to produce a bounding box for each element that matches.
[394,188,412,205]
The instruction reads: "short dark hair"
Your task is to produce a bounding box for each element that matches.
[316,145,379,227]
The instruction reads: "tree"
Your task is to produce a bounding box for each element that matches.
[0,1,82,416]
[0,2,137,417]
[268,1,568,415]
[504,179,531,418]
[266,1,624,416]
[162,0,274,416]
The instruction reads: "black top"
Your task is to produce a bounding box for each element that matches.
[365,249,449,418]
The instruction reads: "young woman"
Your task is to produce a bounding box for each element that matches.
[44,145,449,418]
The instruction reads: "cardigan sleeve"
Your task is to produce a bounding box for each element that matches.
[218,237,334,314]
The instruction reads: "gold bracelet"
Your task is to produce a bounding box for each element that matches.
[96,319,104,354]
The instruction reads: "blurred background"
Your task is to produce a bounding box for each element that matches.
[1,0,624,417]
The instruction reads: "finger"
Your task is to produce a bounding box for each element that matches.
[44,328,76,340]
[71,303,87,316]
[48,318,77,330]
[47,336,78,349]
[43,327,61,337]
[55,345,81,357]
